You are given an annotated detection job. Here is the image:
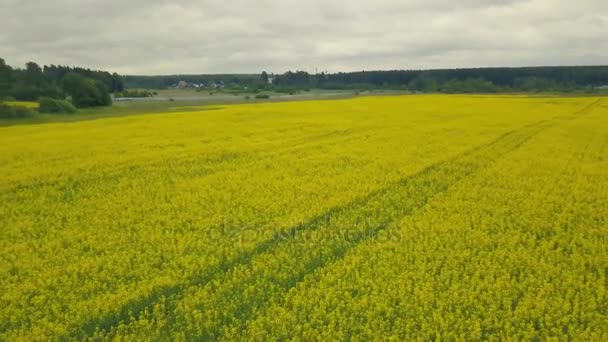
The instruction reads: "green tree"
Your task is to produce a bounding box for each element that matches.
[0,58,12,99]
[62,72,112,108]
[38,97,77,113]
[111,72,124,92]
[260,71,269,85]
[24,62,46,87]
[409,75,438,92]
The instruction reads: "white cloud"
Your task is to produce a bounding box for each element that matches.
[0,0,606,74]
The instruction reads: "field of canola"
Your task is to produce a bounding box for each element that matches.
[1,101,39,109]
[1,95,607,340]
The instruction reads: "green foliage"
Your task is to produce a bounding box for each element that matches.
[268,67,608,92]
[24,62,45,87]
[255,94,270,99]
[260,71,269,84]
[514,77,563,92]
[62,72,112,108]
[0,102,37,118]
[43,65,124,92]
[115,89,155,98]
[0,58,11,99]
[38,97,77,114]
[10,83,40,101]
[8,62,65,100]
[409,75,439,92]
[122,67,608,93]
[0,58,122,103]
[10,83,64,101]
[441,78,499,93]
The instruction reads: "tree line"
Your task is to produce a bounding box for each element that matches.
[123,66,608,93]
[0,58,123,107]
[272,66,608,92]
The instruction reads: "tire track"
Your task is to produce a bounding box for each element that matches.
[185,120,553,340]
[572,98,601,115]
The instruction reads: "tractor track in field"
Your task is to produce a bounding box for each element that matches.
[181,118,554,340]
[70,117,554,339]
[573,98,601,115]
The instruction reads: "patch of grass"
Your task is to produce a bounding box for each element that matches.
[38,97,77,114]
[3,101,39,109]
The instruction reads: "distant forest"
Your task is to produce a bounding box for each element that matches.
[4,58,608,98]
[125,66,608,93]
[0,58,123,106]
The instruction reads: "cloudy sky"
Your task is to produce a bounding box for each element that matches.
[1,0,607,75]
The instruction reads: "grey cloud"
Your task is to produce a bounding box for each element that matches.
[0,0,606,74]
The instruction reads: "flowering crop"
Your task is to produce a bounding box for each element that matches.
[1,101,39,109]
[0,95,606,340]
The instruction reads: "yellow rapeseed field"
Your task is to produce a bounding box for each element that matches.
[0,95,606,340]
[1,101,39,109]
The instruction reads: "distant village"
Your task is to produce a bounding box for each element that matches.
[169,80,226,89]
[168,76,274,90]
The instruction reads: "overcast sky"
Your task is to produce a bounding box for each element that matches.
[1,0,607,75]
